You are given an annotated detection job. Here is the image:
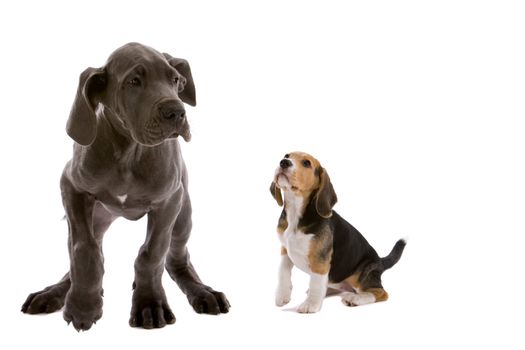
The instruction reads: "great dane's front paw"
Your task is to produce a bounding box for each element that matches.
[187,286,230,315]
[129,289,175,329]
[63,292,103,331]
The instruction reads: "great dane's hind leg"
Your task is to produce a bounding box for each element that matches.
[21,202,114,319]
[21,273,71,314]
[165,193,230,315]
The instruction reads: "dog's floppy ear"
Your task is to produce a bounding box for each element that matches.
[163,53,196,107]
[270,181,284,207]
[66,67,106,146]
[315,167,337,218]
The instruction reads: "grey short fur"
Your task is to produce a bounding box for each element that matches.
[21,43,230,331]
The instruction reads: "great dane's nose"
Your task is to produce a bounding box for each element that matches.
[280,159,292,169]
[158,101,186,120]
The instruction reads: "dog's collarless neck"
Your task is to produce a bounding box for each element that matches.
[284,191,325,232]
[283,192,305,230]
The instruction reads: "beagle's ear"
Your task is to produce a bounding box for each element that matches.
[163,53,196,106]
[66,67,106,146]
[270,181,283,207]
[315,168,338,218]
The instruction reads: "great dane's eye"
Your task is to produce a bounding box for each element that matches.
[172,76,179,84]
[127,77,141,87]
[302,160,311,168]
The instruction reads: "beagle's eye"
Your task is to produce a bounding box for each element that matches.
[127,77,141,87]
[284,154,290,158]
[302,160,311,168]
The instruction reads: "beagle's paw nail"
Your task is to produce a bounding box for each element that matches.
[275,293,291,307]
[297,301,321,313]
[341,292,375,307]
[275,297,291,307]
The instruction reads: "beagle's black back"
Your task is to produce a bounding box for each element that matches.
[299,198,406,287]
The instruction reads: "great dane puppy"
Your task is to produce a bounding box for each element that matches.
[21,42,230,331]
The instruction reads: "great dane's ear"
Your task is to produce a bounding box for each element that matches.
[315,168,338,218]
[270,181,283,207]
[66,67,106,146]
[163,53,196,106]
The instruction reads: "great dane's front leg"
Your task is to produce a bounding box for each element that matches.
[165,191,230,314]
[61,176,104,331]
[129,201,177,329]
[22,202,115,317]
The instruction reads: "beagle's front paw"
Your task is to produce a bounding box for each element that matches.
[275,288,292,307]
[297,300,322,313]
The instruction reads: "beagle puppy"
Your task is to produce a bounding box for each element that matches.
[270,152,406,313]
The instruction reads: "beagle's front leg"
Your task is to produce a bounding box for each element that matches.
[275,247,294,306]
[297,227,332,313]
[297,273,328,313]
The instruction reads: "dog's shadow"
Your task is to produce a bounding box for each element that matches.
[280,289,345,312]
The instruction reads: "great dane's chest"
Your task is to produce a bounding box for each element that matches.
[98,164,180,218]
[71,142,183,219]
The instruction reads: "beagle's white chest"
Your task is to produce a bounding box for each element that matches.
[279,228,313,274]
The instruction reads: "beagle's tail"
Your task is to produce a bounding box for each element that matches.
[381,239,407,270]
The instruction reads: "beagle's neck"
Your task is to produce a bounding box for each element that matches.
[283,190,307,230]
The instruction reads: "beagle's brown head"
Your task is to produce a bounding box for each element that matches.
[270,152,337,218]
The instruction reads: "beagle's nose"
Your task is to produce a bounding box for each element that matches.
[280,159,292,169]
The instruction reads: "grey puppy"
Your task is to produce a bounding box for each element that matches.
[21,43,230,331]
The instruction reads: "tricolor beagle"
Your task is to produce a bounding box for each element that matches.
[270,152,406,313]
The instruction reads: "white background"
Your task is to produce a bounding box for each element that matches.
[1,0,524,348]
